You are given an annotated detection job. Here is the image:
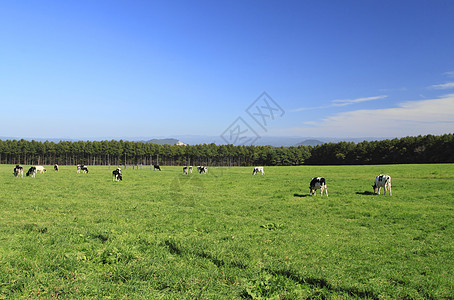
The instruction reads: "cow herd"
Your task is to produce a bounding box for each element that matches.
[183,166,207,175]
[11,164,392,196]
[307,174,392,196]
[13,164,123,183]
[13,165,47,178]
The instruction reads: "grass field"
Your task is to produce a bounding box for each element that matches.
[1,164,453,299]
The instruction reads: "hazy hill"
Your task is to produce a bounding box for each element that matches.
[297,139,325,146]
[147,138,186,145]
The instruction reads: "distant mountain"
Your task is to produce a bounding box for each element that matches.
[178,135,307,146]
[147,138,186,146]
[297,139,325,146]
[0,136,76,143]
[179,135,389,146]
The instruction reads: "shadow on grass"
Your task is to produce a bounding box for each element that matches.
[91,233,109,243]
[162,237,378,299]
[162,239,248,269]
[266,268,379,300]
[293,193,310,198]
[356,191,375,195]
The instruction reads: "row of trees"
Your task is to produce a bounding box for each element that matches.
[0,133,452,166]
[306,133,454,164]
[0,139,311,166]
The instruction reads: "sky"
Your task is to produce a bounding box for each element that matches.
[1,0,454,144]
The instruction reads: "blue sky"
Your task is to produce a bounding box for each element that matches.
[1,1,454,143]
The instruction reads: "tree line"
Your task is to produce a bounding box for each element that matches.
[0,133,452,166]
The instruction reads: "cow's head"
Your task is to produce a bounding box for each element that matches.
[372,184,378,194]
[309,186,315,195]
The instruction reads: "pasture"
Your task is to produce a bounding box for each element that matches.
[0,164,453,299]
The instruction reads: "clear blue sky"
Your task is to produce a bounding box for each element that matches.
[1,1,454,142]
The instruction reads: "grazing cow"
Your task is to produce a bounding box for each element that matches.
[14,165,24,178]
[54,164,59,171]
[112,168,122,181]
[77,164,88,173]
[35,166,46,174]
[189,166,193,174]
[183,166,188,175]
[198,166,207,174]
[153,164,162,171]
[372,174,392,195]
[310,177,328,196]
[252,167,264,175]
[26,166,37,177]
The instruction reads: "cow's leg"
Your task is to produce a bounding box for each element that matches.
[325,185,328,197]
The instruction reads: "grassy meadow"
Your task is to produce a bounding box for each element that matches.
[0,164,453,299]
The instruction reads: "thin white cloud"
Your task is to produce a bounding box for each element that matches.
[303,121,318,126]
[332,95,388,107]
[429,71,454,89]
[281,94,454,138]
[290,95,387,112]
[444,71,454,78]
[379,87,407,92]
[430,82,454,90]
[290,105,326,112]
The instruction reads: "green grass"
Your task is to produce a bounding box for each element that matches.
[0,164,453,299]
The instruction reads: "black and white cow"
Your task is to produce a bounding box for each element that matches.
[252,167,264,175]
[77,164,88,174]
[112,168,122,181]
[188,166,193,174]
[153,164,161,171]
[372,174,392,196]
[198,166,207,174]
[35,166,46,174]
[54,164,59,171]
[309,177,328,196]
[26,166,37,178]
[183,166,188,175]
[14,165,24,178]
